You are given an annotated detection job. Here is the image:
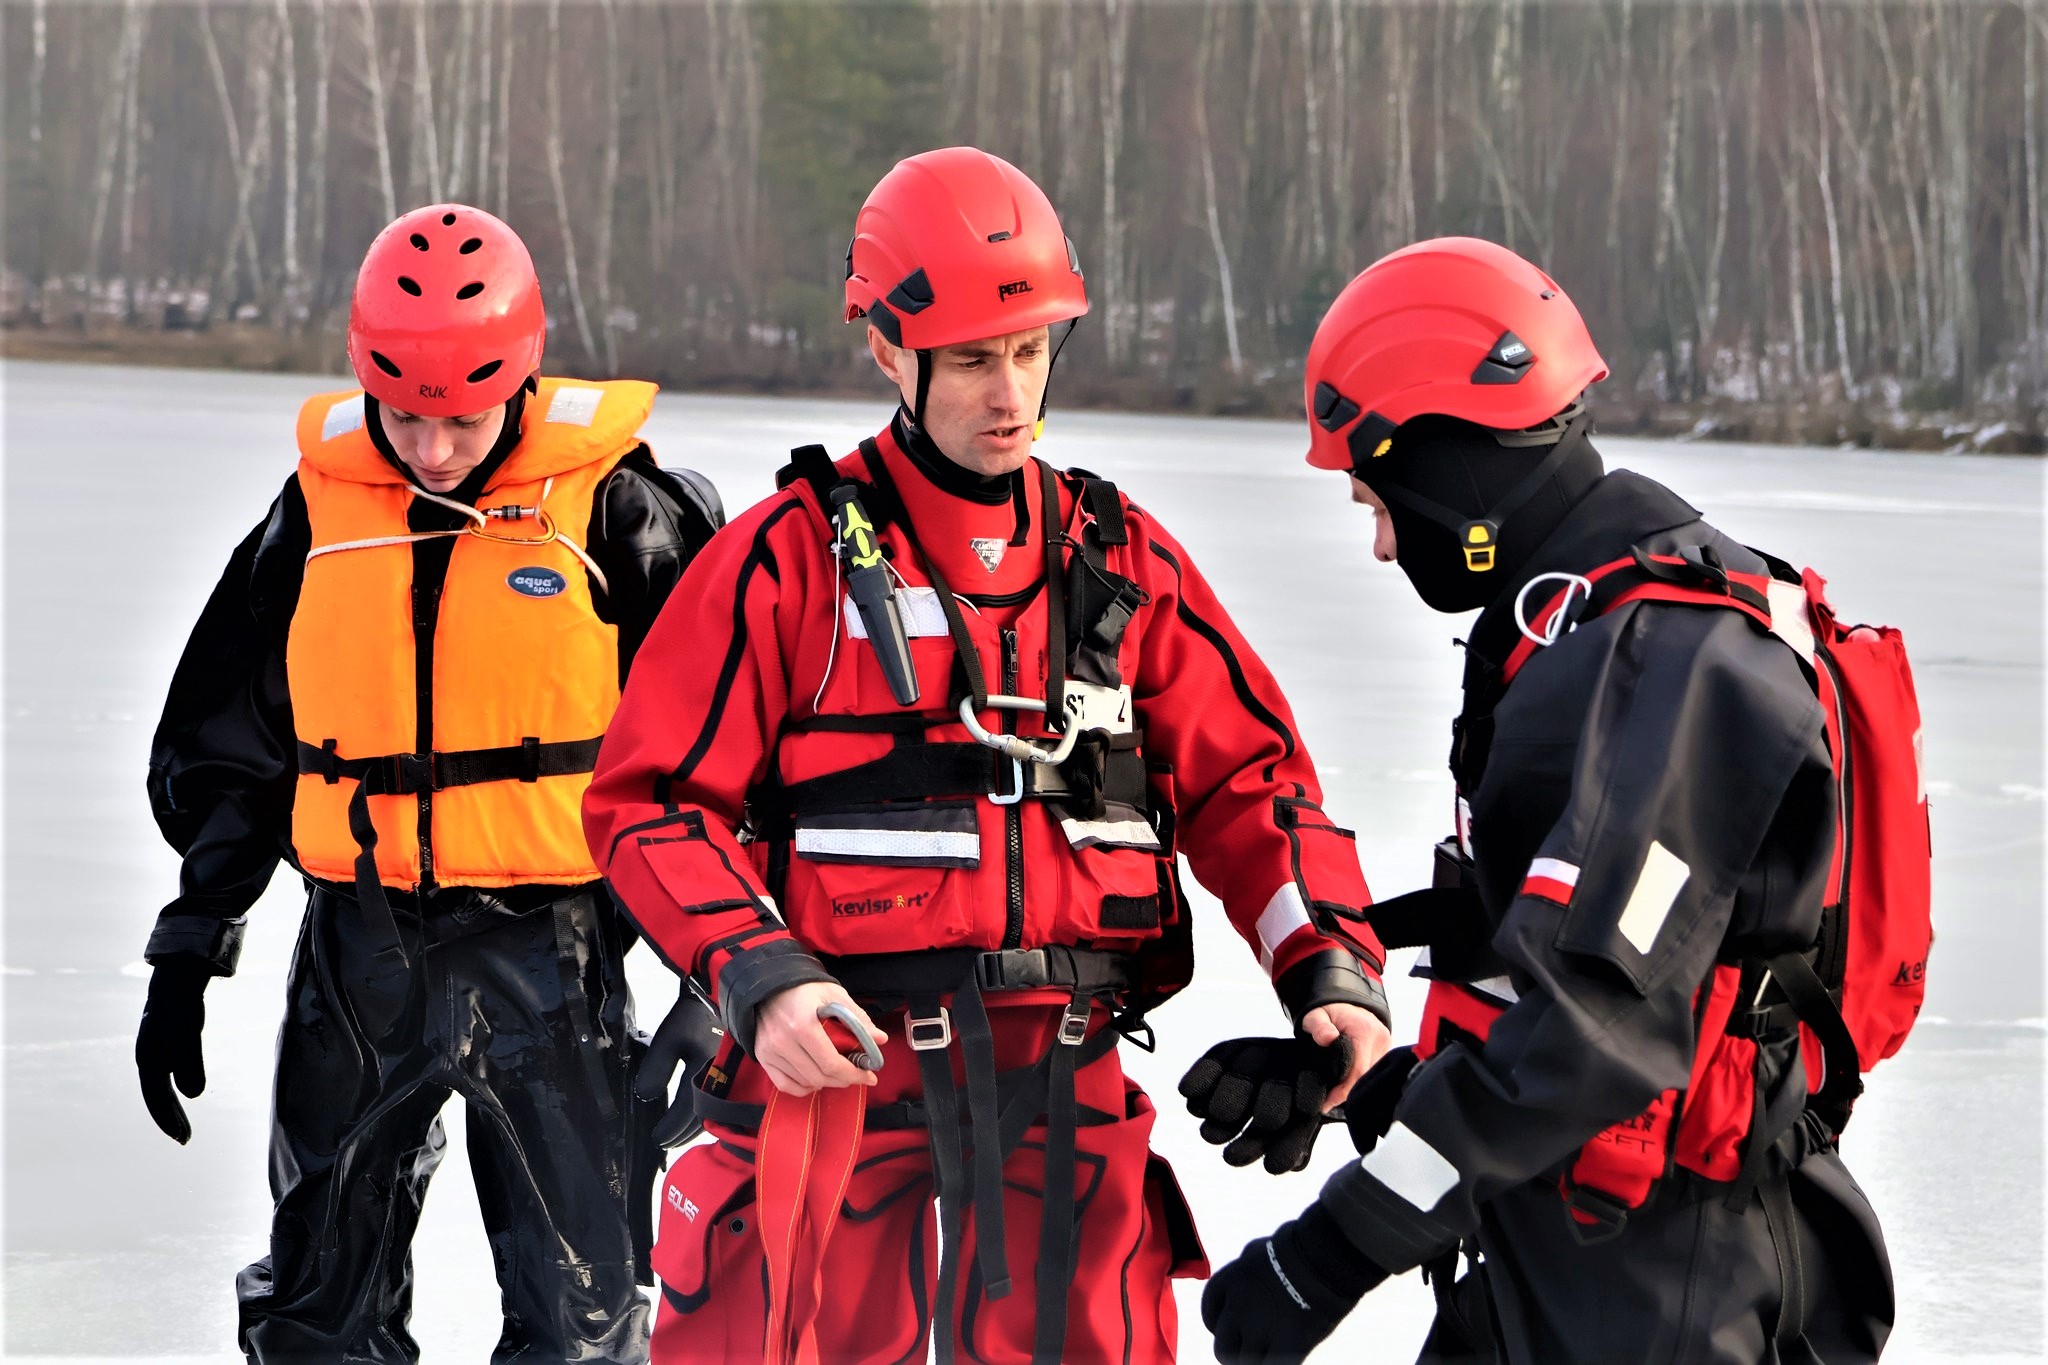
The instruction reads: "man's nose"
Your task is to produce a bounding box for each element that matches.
[992,360,1029,416]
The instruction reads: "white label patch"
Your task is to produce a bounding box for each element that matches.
[1361,1121,1460,1213]
[1617,840,1691,955]
[1060,680,1133,736]
[970,537,1007,574]
[322,394,365,441]
[545,385,605,428]
[843,586,949,640]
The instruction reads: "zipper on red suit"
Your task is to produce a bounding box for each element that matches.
[1001,628,1025,949]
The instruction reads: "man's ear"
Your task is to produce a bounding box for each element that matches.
[867,325,907,389]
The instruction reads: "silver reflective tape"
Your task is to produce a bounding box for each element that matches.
[843,586,950,640]
[322,394,365,441]
[1254,883,1313,970]
[1617,840,1691,955]
[793,826,978,864]
[1765,580,1817,662]
[1058,816,1161,852]
[545,385,605,428]
[1360,1121,1460,1213]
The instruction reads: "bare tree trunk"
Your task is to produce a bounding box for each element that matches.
[309,0,332,318]
[1328,0,1353,270]
[474,0,493,218]
[1432,1,1450,207]
[410,0,443,203]
[547,0,600,365]
[359,0,398,223]
[30,0,48,149]
[2024,6,2046,401]
[88,0,146,277]
[1055,0,1081,212]
[1298,2,1326,264]
[1021,8,1044,177]
[1195,0,1241,376]
[1098,0,1130,363]
[446,0,475,201]
[1803,0,1855,394]
[1384,5,1418,246]
[116,1,150,276]
[495,8,515,221]
[594,0,622,374]
[276,0,301,309]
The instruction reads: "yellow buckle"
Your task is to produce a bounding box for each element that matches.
[1459,521,1499,572]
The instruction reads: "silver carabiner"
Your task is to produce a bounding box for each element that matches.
[957,694,1083,766]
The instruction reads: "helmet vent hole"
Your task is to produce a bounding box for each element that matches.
[369,350,403,378]
[466,359,503,384]
[409,233,429,251]
[455,281,484,301]
[459,237,483,255]
[397,276,422,297]
[442,212,457,226]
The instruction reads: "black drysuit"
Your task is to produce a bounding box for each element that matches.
[1321,472,1895,1363]
[144,446,721,1363]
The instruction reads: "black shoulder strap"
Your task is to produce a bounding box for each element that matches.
[1081,477,1127,546]
[776,443,839,505]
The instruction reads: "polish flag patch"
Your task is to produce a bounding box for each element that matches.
[1521,857,1581,905]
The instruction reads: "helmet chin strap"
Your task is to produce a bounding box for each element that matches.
[903,317,1080,442]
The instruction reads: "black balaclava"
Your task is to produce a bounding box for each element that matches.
[364,376,534,506]
[1356,409,1605,613]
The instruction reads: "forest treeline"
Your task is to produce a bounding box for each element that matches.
[4,1,2044,448]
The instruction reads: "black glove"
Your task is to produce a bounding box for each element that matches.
[1202,1202,1389,1364]
[1178,1035,1353,1173]
[136,957,212,1144]
[1341,1045,1419,1156]
[635,990,726,1147]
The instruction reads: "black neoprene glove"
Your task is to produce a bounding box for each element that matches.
[136,956,213,1144]
[1203,1201,1390,1364]
[1341,1045,1419,1156]
[635,990,726,1147]
[1178,1035,1353,1173]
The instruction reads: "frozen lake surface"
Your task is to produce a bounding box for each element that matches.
[3,360,2041,1361]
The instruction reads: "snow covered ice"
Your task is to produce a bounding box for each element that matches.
[4,360,2040,1361]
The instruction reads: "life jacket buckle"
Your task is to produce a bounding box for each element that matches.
[906,1008,953,1051]
[1458,520,1500,572]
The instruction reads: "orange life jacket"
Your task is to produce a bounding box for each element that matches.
[286,377,654,890]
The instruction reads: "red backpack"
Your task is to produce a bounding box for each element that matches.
[1497,545,1933,1228]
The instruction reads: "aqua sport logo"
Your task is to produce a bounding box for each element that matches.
[507,567,568,598]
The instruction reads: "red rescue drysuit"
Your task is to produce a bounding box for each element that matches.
[584,419,1390,1364]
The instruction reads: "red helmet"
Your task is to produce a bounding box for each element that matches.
[347,204,545,418]
[1303,236,1608,472]
[845,147,1087,350]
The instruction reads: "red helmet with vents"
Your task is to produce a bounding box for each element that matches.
[347,204,545,418]
[845,147,1087,350]
[1303,236,1608,472]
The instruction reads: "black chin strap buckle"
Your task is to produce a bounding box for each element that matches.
[1458,520,1501,572]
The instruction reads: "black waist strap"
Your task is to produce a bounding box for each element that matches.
[294,735,605,1012]
[821,945,1136,1002]
[297,736,604,793]
[759,740,1149,831]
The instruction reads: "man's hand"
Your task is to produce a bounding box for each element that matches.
[1299,1002,1392,1110]
[136,957,212,1144]
[751,981,887,1097]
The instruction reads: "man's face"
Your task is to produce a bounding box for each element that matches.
[1350,475,1399,564]
[380,402,507,493]
[870,325,1052,477]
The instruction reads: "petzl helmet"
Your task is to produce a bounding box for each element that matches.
[347,204,545,418]
[1303,236,1608,474]
[845,147,1088,351]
